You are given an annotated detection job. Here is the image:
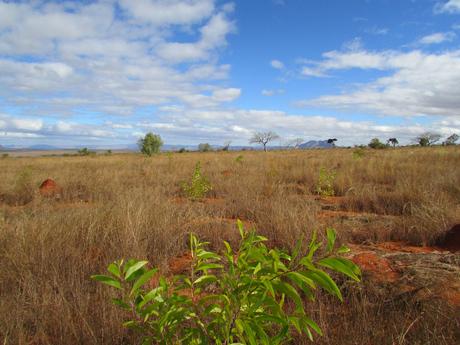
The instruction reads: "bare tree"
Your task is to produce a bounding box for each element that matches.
[415,132,441,147]
[444,133,459,146]
[221,140,232,151]
[387,138,398,147]
[249,131,280,152]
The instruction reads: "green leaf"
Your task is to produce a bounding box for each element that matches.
[91,275,122,290]
[273,281,303,311]
[236,319,257,345]
[302,316,323,336]
[326,228,336,253]
[253,262,262,275]
[337,245,351,254]
[305,269,343,301]
[112,298,130,310]
[107,263,121,278]
[193,275,217,285]
[130,268,158,296]
[196,250,220,260]
[125,260,148,281]
[286,272,316,292]
[138,286,163,308]
[237,219,245,238]
[196,263,223,272]
[318,257,361,282]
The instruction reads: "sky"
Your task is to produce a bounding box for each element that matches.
[1,0,460,148]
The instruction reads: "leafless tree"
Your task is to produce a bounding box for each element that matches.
[249,131,280,152]
[415,132,441,147]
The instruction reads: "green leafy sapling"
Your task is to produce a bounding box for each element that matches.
[181,162,212,200]
[92,222,360,344]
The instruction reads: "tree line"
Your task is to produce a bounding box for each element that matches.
[137,131,459,156]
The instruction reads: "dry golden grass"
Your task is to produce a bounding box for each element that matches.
[0,147,459,344]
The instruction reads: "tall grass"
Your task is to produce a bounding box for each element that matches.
[0,147,459,344]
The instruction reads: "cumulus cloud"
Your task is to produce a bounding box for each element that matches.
[157,11,235,63]
[419,32,456,45]
[135,108,460,146]
[297,47,460,117]
[0,0,238,121]
[435,0,460,14]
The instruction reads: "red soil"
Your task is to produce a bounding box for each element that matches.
[168,252,193,275]
[374,242,441,254]
[351,251,399,283]
[39,179,62,197]
[221,170,233,177]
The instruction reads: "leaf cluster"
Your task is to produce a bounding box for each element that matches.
[181,162,212,200]
[92,223,360,344]
[315,167,336,197]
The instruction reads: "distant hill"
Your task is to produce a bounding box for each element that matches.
[27,144,61,150]
[298,140,334,149]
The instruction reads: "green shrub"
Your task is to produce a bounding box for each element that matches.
[181,162,212,200]
[77,147,96,156]
[352,148,365,160]
[315,167,336,197]
[1,153,9,159]
[138,132,163,156]
[93,222,360,345]
[235,155,244,164]
[198,143,212,152]
[368,138,387,149]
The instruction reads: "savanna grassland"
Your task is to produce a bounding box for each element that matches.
[0,147,459,345]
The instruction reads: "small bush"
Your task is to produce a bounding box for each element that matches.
[198,143,212,152]
[235,155,244,164]
[315,167,336,196]
[1,153,9,159]
[93,223,360,345]
[78,147,96,156]
[368,138,387,149]
[181,162,212,200]
[352,148,365,159]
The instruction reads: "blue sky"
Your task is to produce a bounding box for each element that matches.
[0,0,460,148]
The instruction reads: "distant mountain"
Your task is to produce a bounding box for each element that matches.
[27,145,61,150]
[298,140,334,149]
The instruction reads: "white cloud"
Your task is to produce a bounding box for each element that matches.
[419,32,456,45]
[0,0,238,124]
[0,114,43,132]
[270,59,285,69]
[435,0,460,14]
[261,89,285,96]
[156,11,235,63]
[365,27,389,35]
[119,0,215,26]
[298,48,460,117]
[212,88,241,102]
